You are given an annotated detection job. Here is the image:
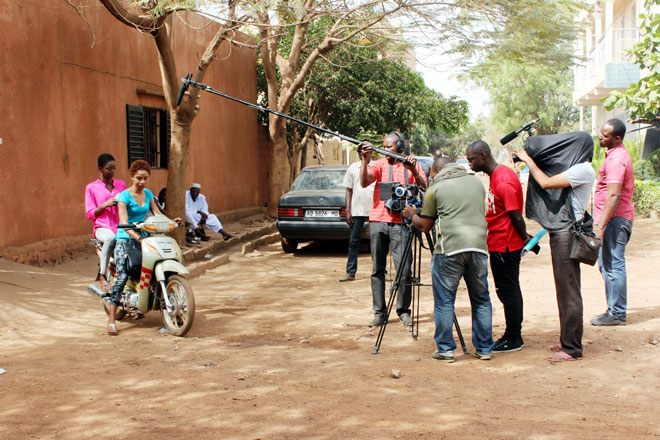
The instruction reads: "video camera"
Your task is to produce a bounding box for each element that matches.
[381,182,420,213]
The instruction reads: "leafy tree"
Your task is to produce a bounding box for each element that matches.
[604,0,660,121]
[475,62,580,136]
[257,31,469,176]
[89,0,246,241]
[84,0,590,220]
[412,119,486,159]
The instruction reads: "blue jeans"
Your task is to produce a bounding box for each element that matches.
[598,217,632,320]
[346,216,368,276]
[431,252,494,354]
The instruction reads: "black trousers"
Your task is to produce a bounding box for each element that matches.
[549,230,583,358]
[489,249,523,340]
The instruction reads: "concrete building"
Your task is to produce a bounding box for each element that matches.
[573,0,643,135]
[0,1,270,254]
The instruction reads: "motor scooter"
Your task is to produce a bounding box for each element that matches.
[88,216,195,336]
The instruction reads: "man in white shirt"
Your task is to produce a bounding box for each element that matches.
[339,150,375,282]
[185,183,233,241]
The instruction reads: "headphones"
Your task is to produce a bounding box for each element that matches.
[389,131,406,154]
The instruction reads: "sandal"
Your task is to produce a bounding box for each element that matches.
[107,323,118,336]
[549,343,563,352]
[548,351,576,362]
[223,233,234,241]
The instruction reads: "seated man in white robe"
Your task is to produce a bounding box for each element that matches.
[185,183,234,241]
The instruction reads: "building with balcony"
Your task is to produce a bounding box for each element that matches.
[573,0,643,136]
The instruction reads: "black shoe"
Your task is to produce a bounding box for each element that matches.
[368,315,385,327]
[493,337,524,353]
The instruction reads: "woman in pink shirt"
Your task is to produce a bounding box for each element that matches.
[84,154,127,288]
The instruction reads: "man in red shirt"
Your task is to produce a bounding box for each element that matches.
[359,132,428,328]
[467,141,531,352]
[592,119,635,326]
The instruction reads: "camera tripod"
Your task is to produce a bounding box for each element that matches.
[372,223,468,354]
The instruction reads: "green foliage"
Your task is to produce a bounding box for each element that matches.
[604,0,660,120]
[475,63,579,135]
[257,20,469,146]
[633,149,660,180]
[135,0,196,17]
[458,1,584,137]
[633,180,660,216]
[411,119,486,158]
[450,0,586,73]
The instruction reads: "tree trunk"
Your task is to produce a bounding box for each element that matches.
[300,142,307,170]
[288,147,301,185]
[267,117,290,217]
[165,118,192,243]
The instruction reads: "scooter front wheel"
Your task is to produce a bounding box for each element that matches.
[160,275,195,337]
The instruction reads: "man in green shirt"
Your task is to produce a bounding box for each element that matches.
[403,157,494,363]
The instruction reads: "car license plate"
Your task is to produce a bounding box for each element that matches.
[305,210,339,218]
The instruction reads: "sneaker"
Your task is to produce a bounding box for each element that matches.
[432,351,455,363]
[400,313,413,329]
[493,337,524,353]
[339,274,356,282]
[591,312,626,326]
[474,351,492,360]
[368,315,385,327]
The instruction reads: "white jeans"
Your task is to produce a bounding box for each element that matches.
[95,227,116,276]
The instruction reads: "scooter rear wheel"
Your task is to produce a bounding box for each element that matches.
[160,275,195,337]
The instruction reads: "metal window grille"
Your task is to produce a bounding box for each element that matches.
[126,104,170,168]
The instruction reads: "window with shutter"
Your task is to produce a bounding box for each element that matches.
[125,104,171,169]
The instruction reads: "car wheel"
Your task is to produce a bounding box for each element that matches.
[281,238,298,253]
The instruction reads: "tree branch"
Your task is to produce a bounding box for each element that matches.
[98,0,160,31]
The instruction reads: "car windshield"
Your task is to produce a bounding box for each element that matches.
[291,169,346,191]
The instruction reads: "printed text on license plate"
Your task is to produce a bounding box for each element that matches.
[305,210,339,218]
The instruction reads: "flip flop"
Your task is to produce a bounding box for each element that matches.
[549,343,563,352]
[107,323,118,336]
[548,351,576,362]
[223,234,234,241]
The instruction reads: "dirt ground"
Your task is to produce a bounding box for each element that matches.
[2,219,660,439]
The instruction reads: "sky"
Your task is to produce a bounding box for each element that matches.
[415,51,492,121]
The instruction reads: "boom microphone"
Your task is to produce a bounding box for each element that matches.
[500,118,540,145]
[176,73,193,106]
[500,130,519,145]
[178,73,413,165]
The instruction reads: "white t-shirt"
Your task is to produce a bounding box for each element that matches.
[343,161,375,217]
[561,162,596,222]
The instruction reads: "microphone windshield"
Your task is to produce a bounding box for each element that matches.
[500,131,518,145]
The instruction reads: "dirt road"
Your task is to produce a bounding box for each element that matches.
[2,219,660,439]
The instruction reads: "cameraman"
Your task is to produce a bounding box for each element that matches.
[359,132,427,329]
[403,157,494,363]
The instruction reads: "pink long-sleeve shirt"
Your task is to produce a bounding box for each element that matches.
[84,178,127,235]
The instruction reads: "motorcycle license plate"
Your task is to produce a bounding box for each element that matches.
[305,210,339,218]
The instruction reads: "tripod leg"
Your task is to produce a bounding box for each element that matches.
[454,314,469,354]
[373,226,415,354]
[411,230,422,340]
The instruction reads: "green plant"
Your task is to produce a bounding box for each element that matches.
[603,0,660,121]
[633,180,660,217]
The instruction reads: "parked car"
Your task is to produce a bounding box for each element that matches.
[456,158,475,174]
[276,165,369,253]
